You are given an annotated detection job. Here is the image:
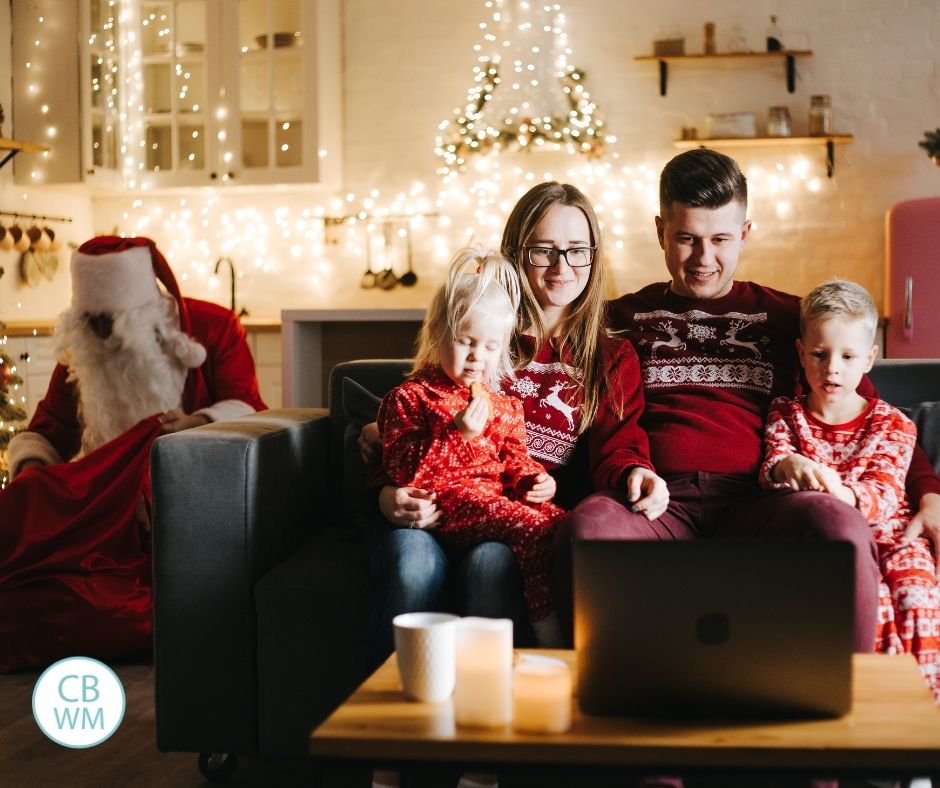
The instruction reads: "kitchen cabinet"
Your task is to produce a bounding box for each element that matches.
[245,324,282,408]
[2,333,56,423]
[11,0,341,189]
[136,0,341,188]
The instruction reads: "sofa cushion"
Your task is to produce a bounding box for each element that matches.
[905,401,940,474]
[341,377,383,535]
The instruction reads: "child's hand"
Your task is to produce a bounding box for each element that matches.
[454,395,489,441]
[520,472,556,504]
[773,454,854,504]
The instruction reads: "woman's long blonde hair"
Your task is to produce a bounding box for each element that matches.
[500,182,615,432]
[411,247,521,384]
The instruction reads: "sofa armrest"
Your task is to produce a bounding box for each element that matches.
[151,408,329,756]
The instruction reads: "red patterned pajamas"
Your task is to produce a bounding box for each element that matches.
[378,368,565,621]
[761,395,940,702]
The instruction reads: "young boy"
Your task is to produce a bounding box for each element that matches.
[760,279,940,702]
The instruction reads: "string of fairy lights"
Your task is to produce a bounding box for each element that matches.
[9,0,829,306]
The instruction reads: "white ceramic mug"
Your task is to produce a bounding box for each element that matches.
[393,612,458,702]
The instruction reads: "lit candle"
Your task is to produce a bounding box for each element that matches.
[512,654,572,733]
[454,617,513,728]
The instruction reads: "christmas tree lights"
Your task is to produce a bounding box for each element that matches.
[435,0,611,175]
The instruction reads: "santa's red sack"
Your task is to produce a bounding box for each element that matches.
[0,415,162,673]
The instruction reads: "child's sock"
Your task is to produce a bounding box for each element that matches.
[531,611,564,648]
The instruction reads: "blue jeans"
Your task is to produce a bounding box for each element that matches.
[367,527,533,668]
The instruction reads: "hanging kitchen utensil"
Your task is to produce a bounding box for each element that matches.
[375,221,399,289]
[399,223,417,287]
[0,225,11,251]
[376,267,398,289]
[360,226,377,288]
[19,249,42,287]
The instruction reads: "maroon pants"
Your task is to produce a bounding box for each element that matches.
[552,472,880,653]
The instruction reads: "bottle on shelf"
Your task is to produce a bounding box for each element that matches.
[704,22,716,55]
[809,94,833,136]
[767,106,792,137]
[766,15,783,52]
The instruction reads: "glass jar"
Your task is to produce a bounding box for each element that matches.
[809,94,832,136]
[767,106,791,137]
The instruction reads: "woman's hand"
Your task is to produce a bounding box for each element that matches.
[626,467,669,521]
[521,472,556,504]
[454,396,489,441]
[358,421,382,464]
[378,484,443,530]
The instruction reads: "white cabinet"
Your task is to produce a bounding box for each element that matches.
[245,326,282,408]
[2,334,57,423]
[12,0,341,189]
[135,0,341,188]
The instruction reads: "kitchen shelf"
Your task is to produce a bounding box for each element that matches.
[634,50,812,96]
[0,137,50,170]
[673,134,854,177]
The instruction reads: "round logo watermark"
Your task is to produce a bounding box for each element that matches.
[32,657,126,748]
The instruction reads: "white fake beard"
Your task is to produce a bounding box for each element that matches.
[56,297,189,454]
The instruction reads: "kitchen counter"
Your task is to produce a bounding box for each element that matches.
[281,307,427,407]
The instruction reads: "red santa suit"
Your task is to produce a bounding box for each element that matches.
[0,236,265,672]
[378,367,565,621]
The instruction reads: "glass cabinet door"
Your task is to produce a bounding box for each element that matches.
[139,0,209,182]
[233,0,305,181]
[84,0,123,180]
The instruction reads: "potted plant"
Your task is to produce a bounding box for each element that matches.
[918,128,940,166]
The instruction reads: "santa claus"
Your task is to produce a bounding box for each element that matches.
[8,235,265,472]
[1,236,266,672]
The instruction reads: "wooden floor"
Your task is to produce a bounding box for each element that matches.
[0,664,368,788]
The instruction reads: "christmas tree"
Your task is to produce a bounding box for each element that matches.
[0,320,28,488]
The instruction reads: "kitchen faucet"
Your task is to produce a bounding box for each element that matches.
[213,256,248,318]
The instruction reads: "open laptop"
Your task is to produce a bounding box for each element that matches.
[574,539,855,719]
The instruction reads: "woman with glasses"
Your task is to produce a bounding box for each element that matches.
[365,182,668,664]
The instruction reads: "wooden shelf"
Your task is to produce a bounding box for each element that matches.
[0,137,51,170]
[634,50,812,95]
[673,134,854,177]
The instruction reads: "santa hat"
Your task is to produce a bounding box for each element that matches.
[71,236,207,369]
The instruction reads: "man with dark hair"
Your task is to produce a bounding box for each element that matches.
[556,149,940,655]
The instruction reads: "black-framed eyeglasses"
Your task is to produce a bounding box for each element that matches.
[524,246,596,268]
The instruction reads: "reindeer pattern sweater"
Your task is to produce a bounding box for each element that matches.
[608,281,808,477]
[504,335,654,495]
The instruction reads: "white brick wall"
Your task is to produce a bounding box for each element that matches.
[5,0,940,320]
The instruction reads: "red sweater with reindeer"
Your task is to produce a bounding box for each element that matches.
[609,281,940,504]
[609,281,816,477]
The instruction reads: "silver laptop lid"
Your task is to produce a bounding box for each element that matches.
[574,540,855,718]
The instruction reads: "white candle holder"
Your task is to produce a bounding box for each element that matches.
[454,617,513,728]
[512,654,572,733]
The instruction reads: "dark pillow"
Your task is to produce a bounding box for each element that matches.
[340,378,383,536]
[905,401,940,474]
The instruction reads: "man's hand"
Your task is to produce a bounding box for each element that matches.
[378,485,443,530]
[903,492,940,573]
[626,467,669,521]
[159,409,211,434]
[453,396,489,441]
[358,421,382,464]
[520,472,556,504]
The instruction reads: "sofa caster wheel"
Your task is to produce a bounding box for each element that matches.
[198,752,238,782]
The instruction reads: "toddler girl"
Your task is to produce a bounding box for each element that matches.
[377,248,565,647]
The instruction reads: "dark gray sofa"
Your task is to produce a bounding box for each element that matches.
[150,358,940,778]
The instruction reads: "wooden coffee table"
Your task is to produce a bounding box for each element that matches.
[311,650,940,782]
